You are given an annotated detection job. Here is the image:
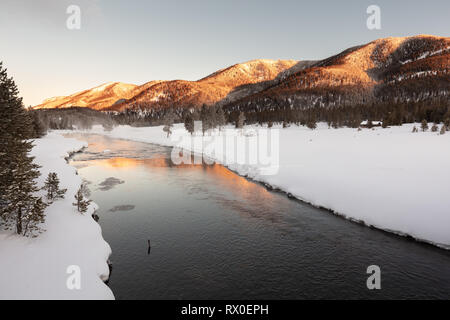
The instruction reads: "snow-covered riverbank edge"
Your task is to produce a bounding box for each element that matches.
[0,132,114,300]
[70,123,450,250]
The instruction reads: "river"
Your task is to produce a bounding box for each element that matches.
[67,133,450,299]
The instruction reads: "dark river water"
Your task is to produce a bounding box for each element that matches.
[67,133,450,300]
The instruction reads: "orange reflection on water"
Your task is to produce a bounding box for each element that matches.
[204,164,272,198]
[93,157,169,169]
[84,156,274,202]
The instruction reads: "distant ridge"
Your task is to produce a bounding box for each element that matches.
[33,60,299,111]
[228,35,449,110]
[34,35,449,113]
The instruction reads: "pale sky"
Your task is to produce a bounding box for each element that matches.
[0,0,449,106]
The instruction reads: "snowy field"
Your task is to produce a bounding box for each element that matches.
[0,133,113,300]
[2,123,447,299]
[83,123,450,249]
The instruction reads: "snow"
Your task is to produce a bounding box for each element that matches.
[389,70,441,83]
[150,91,167,102]
[0,132,113,300]
[84,123,450,249]
[360,120,382,126]
[400,47,450,65]
[6,123,444,299]
[92,82,115,92]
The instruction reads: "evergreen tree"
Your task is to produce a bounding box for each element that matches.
[216,106,226,131]
[184,112,195,135]
[43,172,67,202]
[306,116,317,130]
[444,117,450,129]
[30,111,47,138]
[73,184,92,214]
[0,62,47,236]
[431,123,439,132]
[208,105,217,131]
[200,104,215,135]
[162,108,175,137]
[23,198,46,237]
[440,125,447,135]
[236,111,246,129]
[421,119,429,132]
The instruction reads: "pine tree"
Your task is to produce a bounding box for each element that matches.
[421,119,429,132]
[73,184,92,214]
[200,104,211,135]
[207,105,217,132]
[236,111,246,129]
[162,108,175,138]
[444,117,450,129]
[30,111,47,138]
[43,172,67,202]
[184,112,195,135]
[23,198,47,237]
[431,123,439,132]
[0,62,47,236]
[306,116,317,130]
[440,125,447,135]
[216,106,226,131]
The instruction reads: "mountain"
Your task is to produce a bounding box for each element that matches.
[34,35,449,117]
[33,81,162,111]
[227,35,449,111]
[103,59,300,112]
[33,60,299,111]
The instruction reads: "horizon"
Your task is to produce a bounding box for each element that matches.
[1,0,449,106]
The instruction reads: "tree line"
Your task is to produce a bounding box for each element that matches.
[0,63,94,237]
[224,95,450,129]
[0,62,46,236]
[29,83,449,135]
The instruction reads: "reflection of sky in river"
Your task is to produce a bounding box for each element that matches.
[69,133,293,232]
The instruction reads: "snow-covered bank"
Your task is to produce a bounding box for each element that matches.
[83,123,450,249]
[0,133,113,300]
